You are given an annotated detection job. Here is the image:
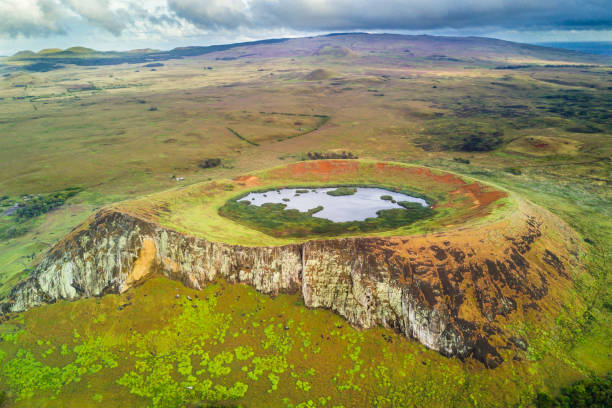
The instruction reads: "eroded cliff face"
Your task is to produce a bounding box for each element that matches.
[0,202,576,368]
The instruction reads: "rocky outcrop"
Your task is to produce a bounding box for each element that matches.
[1,210,302,312]
[0,203,574,368]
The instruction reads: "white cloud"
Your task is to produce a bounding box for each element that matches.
[169,0,612,31]
[61,0,128,35]
[0,0,609,53]
[0,0,68,37]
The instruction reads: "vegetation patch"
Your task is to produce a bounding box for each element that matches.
[504,167,522,175]
[505,136,582,157]
[13,188,82,221]
[326,187,356,196]
[199,158,222,169]
[416,120,505,152]
[0,275,601,408]
[305,151,357,160]
[535,373,611,408]
[22,63,63,72]
[304,69,337,81]
[0,187,83,241]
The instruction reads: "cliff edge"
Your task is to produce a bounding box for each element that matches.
[0,194,578,368]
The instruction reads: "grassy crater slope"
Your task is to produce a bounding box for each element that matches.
[123,160,511,246]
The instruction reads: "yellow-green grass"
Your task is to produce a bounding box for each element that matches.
[0,276,592,408]
[0,54,608,203]
[117,160,513,246]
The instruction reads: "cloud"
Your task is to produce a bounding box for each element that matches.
[0,0,177,39]
[61,0,129,35]
[168,0,252,30]
[0,0,609,41]
[0,0,68,38]
[168,0,612,32]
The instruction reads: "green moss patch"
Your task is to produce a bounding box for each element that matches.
[326,187,357,196]
[0,276,591,408]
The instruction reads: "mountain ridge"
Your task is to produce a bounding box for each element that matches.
[5,33,609,72]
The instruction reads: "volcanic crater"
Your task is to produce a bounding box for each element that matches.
[1,160,580,368]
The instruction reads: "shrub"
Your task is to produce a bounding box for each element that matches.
[461,132,503,152]
[504,167,522,175]
[199,158,221,169]
[15,187,82,221]
[305,151,357,160]
[453,157,470,164]
[535,373,611,408]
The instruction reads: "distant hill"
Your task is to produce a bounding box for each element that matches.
[128,48,159,54]
[4,33,610,72]
[536,42,612,56]
[304,68,338,80]
[12,50,36,58]
[314,45,357,58]
[65,46,95,54]
[38,48,63,54]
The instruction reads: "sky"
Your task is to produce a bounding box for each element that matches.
[0,0,610,55]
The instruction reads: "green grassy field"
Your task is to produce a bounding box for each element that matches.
[0,35,610,407]
[0,276,602,408]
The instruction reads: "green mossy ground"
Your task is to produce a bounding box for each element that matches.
[220,200,432,238]
[0,277,599,408]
